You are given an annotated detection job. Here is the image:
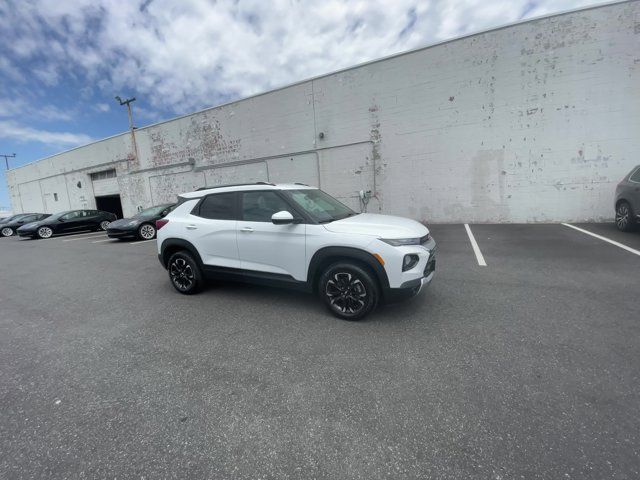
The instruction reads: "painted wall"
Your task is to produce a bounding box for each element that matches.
[7,1,640,222]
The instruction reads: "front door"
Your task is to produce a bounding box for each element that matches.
[58,211,86,232]
[237,191,306,281]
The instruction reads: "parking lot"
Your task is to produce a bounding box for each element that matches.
[1,223,639,479]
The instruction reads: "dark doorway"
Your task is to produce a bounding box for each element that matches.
[95,195,123,219]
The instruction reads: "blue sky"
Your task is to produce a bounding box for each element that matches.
[0,0,596,212]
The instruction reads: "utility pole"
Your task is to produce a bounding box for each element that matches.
[115,96,139,162]
[1,153,16,170]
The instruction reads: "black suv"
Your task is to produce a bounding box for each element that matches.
[17,209,117,239]
[614,165,640,232]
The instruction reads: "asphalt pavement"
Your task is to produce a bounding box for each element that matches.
[0,224,639,479]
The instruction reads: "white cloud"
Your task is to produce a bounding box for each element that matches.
[1,0,598,116]
[94,103,110,113]
[0,120,93,146]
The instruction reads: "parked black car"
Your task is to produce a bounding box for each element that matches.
[615,165,640,232]
[106,203,175,240]
[17,209,117,239]
[1,213,50,237]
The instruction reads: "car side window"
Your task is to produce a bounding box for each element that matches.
[241,191,292,222]
[21,215,36,222]
[196,193,237,220]
[630,168,640,183]
[61,211,79,220]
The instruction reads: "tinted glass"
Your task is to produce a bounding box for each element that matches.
[21,215,37,222]
[197,193,236,220]
[242,191,291,222]
[282,189,355,223]
[630,168,640,182]
[135,204,173,218]
[61,211,81,220]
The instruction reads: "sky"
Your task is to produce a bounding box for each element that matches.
[0,0,599,211]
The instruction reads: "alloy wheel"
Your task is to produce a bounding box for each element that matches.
[170,257,195,291]
[615,204,629,230]
[1,227,13,237]
[139,224,156,240]
[38,226,53,239]
[325,272,367,315]
[100,220,111,230]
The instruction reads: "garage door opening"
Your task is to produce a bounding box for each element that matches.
[95,195,123,219]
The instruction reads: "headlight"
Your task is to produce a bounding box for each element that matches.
[380,238,421,246]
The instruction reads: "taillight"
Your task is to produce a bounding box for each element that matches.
[156,219,169,230]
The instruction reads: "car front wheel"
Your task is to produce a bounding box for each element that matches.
[319,262,379,320]
[37,226,53,239]
[138,223,156,240]
[1,227,14,237]
[168,251,203,294]
[99,220,111,231]
[615,201,634,232]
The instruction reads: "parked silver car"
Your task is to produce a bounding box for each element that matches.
[615,165,640,231]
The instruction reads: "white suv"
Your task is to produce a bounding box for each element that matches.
[156,183,436,320]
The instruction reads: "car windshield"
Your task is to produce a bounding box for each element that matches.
[134,205,171,218]
[282,189,356,223]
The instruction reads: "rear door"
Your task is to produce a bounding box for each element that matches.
[188,192,240,269]
[237,191,307,281]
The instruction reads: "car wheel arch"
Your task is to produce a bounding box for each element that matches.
[308,246,389,294]
[160,238,204,269]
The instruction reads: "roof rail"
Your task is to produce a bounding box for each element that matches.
[195,182,275,191]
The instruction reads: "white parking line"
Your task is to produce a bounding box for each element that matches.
[92,238,115,243]
[562,223,640,257]
[129,239,155,245]
[62,233,107,242]
[464,224,487,266]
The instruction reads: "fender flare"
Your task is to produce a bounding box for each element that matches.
[159,238,204,269]
[307,246,390,292]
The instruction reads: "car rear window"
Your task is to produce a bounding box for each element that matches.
[195,193,237,220]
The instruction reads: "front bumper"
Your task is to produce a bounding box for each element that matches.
[383,251,436,303]
[106,227,136,239]
[17,229,37,237]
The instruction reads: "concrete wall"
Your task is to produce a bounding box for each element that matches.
[7,1,640,222]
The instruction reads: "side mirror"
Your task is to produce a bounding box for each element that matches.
[271,210,294,225]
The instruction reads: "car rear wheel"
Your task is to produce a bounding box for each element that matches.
[1,227,14,237]
[168,251,203,294]
[138,223,156,240]
[37,226,53,239]
[99,220,111,231]
[615,201,634,232]
[319,262,379,320]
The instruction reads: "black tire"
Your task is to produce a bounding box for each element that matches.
[319,262,379,320]
[615,201,635,232]
[1,227,14,237]
[137,223,156,240]
[36,226,54,239]
[167,251,203,295]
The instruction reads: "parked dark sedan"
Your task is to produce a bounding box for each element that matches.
[107,203,175,240]
[1,213,50,237]
[17,209,117,239]
[615,165,640,232]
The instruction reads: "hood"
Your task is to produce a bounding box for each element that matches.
[108,217,138,228]
[323,213,429,238]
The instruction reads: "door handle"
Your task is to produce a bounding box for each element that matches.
[186,225,198,230]
[240,227,254,233]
